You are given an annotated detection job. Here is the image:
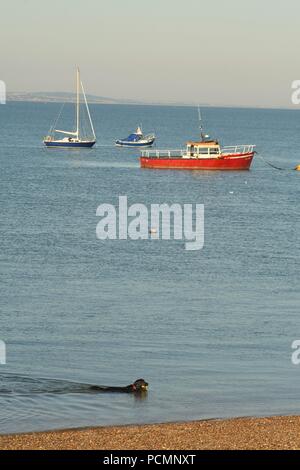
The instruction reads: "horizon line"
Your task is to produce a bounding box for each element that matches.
[6,91,300,111]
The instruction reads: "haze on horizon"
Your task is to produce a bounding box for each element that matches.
[1,0,300,108]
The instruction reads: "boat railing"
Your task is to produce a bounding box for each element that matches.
[141,149,185,158]
[221,145,256,155]
[141,145,256,158]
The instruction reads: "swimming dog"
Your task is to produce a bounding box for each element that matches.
[88,378,148,394]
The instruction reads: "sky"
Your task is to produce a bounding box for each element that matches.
[1,0,300,107]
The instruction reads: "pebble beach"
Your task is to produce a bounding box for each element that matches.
[1,416,300,450]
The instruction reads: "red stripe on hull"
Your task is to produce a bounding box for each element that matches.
[140,153,254,170]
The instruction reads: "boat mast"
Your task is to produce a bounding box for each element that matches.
[76,67,80,140]
[198,106,205,142]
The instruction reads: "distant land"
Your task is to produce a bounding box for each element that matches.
[6,91,212,107]
[7,92,142,105]
[6,92,297,110]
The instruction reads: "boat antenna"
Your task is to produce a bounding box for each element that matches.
[198,106,205,142]
[198,106,210,142]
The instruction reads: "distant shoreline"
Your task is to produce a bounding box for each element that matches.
[1,415,300,450]
[5,95,300,110]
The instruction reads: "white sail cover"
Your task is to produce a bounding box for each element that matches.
[54,130,78,136]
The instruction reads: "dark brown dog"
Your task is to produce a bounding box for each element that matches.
[88,379,148,394]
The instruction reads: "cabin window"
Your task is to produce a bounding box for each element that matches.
[199,147,209,154]
[209,148,219,155]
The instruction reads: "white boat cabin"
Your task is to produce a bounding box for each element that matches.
[185,140,221,158]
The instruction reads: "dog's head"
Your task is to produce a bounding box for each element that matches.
[131,379,148,393]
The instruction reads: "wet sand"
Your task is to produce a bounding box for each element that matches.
[0,416,300,450]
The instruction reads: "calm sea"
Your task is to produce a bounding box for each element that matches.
[0,103,299,434]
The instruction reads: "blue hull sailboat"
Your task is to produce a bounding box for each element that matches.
[115,126,155,147]
[45,140,95,148]
[44,68,96,148]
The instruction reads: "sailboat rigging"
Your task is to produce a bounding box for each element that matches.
[43,67,96,148]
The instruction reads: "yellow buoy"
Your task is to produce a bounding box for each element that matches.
[296,165,300,171]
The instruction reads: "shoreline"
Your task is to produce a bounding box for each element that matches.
[1,415,300,450]
[6,99,298,111]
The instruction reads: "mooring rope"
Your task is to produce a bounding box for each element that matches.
[257,152,299,171]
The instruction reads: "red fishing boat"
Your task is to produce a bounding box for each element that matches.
[140,110,256,170]
[140,141,255,170]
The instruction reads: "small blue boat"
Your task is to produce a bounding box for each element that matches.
[44,68,96,149]
[116,126,155,147]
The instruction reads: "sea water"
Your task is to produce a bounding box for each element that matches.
[0,103,299,434]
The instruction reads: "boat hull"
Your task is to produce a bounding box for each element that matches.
[116,139,155,148]
[44,141,96,148]
[140,152,255,170]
